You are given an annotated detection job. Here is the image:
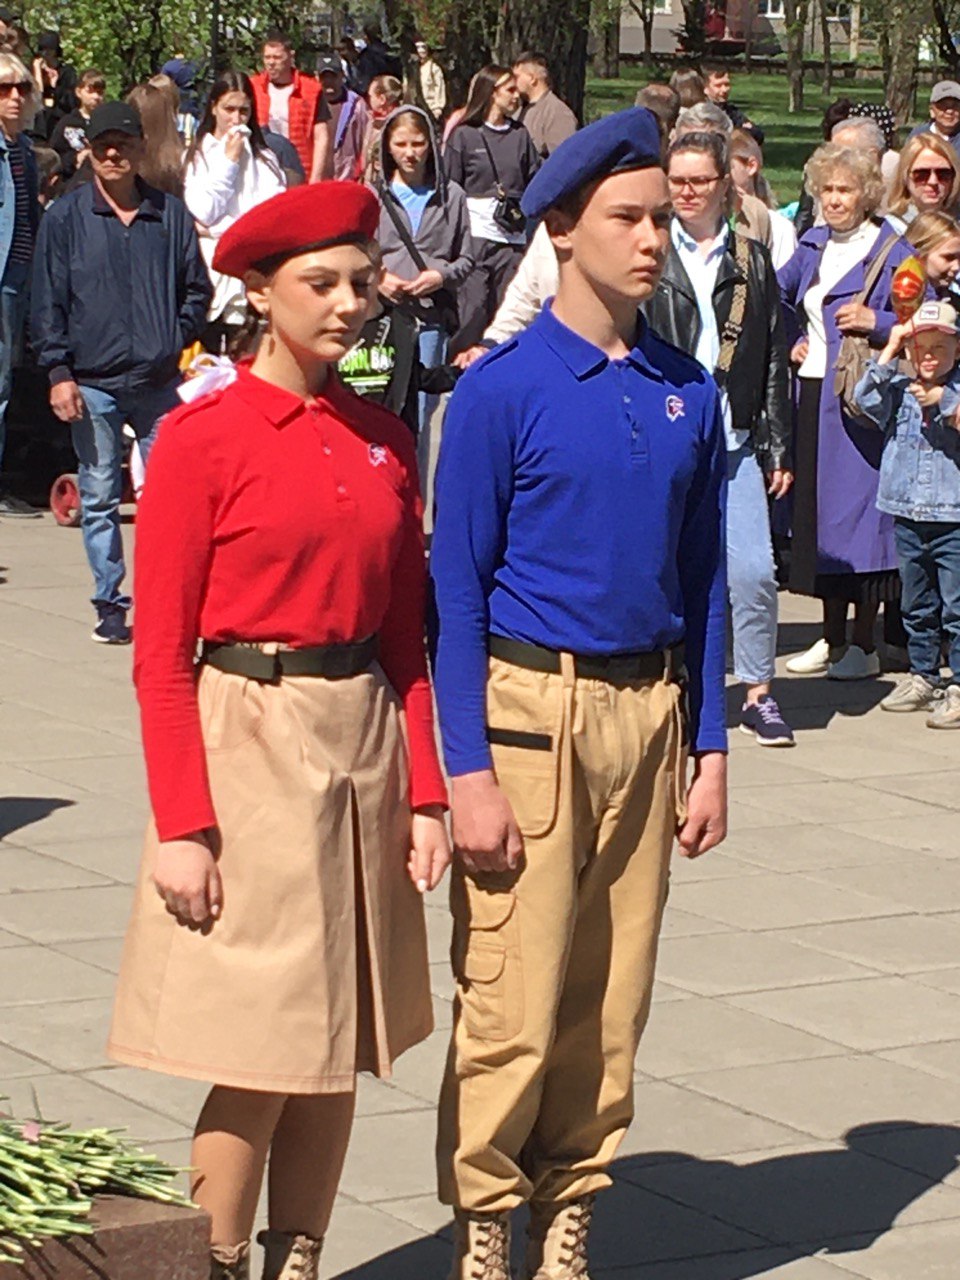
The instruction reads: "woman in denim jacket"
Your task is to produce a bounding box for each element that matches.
[854,300,960,727]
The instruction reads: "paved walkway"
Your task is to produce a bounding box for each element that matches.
[1,513,960,1279]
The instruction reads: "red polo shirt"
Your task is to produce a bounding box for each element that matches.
[133,365,447,841]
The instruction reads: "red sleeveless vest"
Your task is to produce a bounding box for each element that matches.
[251,70,323,176]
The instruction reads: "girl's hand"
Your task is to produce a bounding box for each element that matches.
[790,338,809,365]
[406,269,444,297]
[223,128,245,163]
[909,382,945,409]
[835,302,876,334]
[408,806,451,893]
[767,468,793,499]
[152,831,223,927]
[379,272,410,302]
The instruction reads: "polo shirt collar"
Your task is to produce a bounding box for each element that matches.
[232,363,357,429]
[91,177,164,220]
[535,300,664,382]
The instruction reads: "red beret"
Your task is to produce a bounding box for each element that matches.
[213,181,380,278]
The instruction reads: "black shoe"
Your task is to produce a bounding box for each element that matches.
[92,603,131,645]
[0,492,41,518]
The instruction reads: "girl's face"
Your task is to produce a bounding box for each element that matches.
[908,147,956,214]
[667,150,728,226]
[388,121,430,182]
[924,233,960,287]
[248,243,379,364]
[729,152,758,196]
[76,80,104,115]
[213,90,252,137]
[819,170,865,232]
[491,75,521,119]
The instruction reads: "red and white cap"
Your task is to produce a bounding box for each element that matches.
[911,300,959,335]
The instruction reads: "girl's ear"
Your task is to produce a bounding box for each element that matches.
[244,270,271,318]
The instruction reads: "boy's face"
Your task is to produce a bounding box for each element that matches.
[912,328,960,382]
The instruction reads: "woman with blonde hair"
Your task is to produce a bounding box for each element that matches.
[0,51,41,517]
[779,143,912,679]
[887,133,960,231]
[905,208,960,302]
[125,81,184,196]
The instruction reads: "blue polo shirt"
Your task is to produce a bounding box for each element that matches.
[431,301,728,777]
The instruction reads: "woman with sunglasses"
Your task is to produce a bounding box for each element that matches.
[0,52,41,518]
[887,134,960,233]
[779,143,912,680]
[443,63,539,350]
[644,130,794,745]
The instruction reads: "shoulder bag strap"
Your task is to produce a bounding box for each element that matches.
[715,230,751,379]
[379,183,429,273]
[856,232,898,306]
[479,128,508,198]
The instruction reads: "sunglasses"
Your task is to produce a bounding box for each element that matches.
[0,80,33,98]
[911,166,955,184]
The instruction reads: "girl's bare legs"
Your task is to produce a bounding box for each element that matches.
[267,1092,357,1237]
[192,1087,288,1246]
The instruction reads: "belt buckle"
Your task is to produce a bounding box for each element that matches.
[247,640,282,682]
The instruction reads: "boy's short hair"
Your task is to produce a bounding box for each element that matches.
[78,68,106,92]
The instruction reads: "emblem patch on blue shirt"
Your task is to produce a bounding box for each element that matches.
[666,395,685,421]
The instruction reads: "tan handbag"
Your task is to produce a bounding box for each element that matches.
[832,233,898,427]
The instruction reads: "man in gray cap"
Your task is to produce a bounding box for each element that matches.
[910,80,960,154]
[432,107,728,1279]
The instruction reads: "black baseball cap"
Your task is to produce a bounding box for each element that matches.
[87,101,143,142]
[317,53,342,75]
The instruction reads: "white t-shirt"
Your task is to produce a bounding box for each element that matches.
[799,221,881,380]
[267,83,295,137]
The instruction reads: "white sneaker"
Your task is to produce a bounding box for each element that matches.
[786,638,831,674]
[827,644,880,681]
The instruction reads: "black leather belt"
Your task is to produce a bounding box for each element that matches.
[488,634,685,683]
[199,635,378,682]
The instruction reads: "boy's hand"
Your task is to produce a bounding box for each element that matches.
[879,321,914,365]
[909,382,945,409]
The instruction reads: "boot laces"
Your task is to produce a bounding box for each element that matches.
[466,1214,509,1280]
[557,1196,594,1270]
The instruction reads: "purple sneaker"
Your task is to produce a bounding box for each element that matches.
[740,695,795,747]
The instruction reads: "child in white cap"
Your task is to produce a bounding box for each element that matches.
[855,299,960,725]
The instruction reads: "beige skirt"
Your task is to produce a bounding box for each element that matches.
[107,662,433,1093]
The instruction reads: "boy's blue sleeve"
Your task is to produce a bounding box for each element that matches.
[854,358,904,428]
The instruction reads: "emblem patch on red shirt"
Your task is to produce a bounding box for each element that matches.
[368,443,388,468]
[665,395,685,422]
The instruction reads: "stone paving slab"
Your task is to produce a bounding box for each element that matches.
[2,521,960,1278]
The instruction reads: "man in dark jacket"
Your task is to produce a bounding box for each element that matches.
[30,100,211,644]
[703,61,764,146]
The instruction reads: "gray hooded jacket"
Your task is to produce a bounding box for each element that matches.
[374,105,475,323]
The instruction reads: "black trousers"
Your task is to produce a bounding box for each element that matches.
[450,239,524,355]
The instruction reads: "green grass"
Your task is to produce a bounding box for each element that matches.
[584,68,890,205]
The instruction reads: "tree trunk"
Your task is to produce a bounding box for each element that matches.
[932,0,960,75]
[643,15,655,60]
[499,0,592,119]
[884,1,925,126]
[783,0,809,113]
[819,0,833,96]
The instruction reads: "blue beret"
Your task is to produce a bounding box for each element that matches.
[520,107,662,221]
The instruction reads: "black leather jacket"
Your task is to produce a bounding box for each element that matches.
[642,229,793,471]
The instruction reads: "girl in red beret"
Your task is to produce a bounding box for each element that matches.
[107,182,450,1280]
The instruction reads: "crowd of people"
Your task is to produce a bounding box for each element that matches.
[2,28,960,1278]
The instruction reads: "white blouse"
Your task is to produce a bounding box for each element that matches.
[799,220,881,380]
[184,132,287,326]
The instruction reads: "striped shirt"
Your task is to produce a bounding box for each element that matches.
[7,141,35,264]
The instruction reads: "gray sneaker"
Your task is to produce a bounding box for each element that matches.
[881,674,942,713]
[927,684,960,729]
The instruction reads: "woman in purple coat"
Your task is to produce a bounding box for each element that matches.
[778,143,912,680]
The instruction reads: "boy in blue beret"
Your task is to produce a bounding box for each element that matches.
[431,107,728,1279]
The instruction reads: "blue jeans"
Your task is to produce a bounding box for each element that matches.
[0,259,31,473]
[727,445,779,687]
[416,326,447,500]
[893,518,960,684]
[71,381,181,608]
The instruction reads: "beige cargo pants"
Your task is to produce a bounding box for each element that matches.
[438,652,688,1211]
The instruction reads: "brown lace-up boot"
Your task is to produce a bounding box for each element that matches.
[522,1195,595,1279]
[449,1210,512,1280]
[258,1229,325,1280]
[210,1240,251,1280]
